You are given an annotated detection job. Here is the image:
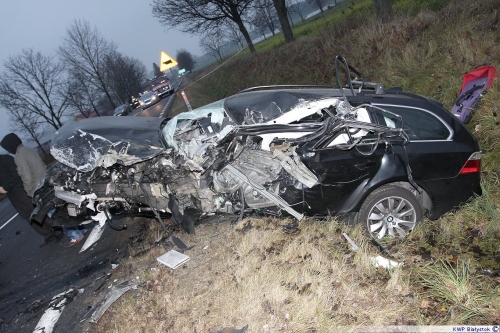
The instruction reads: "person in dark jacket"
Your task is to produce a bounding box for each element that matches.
[0,153,60,247]
[0,154,34,220]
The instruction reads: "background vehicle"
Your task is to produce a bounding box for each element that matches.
[149,75,174,98]
[138,91,159,109]
[32,58,481,240]
[113,104,132,116]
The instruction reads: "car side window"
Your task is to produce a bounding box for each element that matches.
[375,105,451,140]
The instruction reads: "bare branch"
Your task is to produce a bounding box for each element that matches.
[0,49,69,131]
[58,19,118,109]
[152,0,257,53]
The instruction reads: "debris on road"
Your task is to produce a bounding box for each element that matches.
[342,232,359,251]
[33,288,77,333]
[83,281,138,323]
[80,223,106,253]
[169,235,195,253]
[157,250,190,269]
[369,255,402,269]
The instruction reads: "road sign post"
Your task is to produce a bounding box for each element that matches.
[181,90,192,111]
[160,51,178,72]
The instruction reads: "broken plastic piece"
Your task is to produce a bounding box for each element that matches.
[79,223,106,253]
[169,235,188,251]
[34,289,77,333]
[83,281,138,323]
[342,232,359,251]
[213,324,249,333]
[157,250,190,269]
[370,255,402,269]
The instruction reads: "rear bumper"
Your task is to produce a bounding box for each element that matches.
[421,173,481,219]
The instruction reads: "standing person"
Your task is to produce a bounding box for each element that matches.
[0,154,60,246]
[0,133,46,197]
[0,154,34,220]
[1,133,86,247]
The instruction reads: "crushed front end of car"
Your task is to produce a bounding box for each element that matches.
[31,86,411,237]
[32,57,480,240]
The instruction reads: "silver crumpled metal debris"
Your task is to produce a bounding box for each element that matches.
[83,281,138,323]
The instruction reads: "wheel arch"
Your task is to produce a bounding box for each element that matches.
[382,181,432,217]
[338,180,432,217]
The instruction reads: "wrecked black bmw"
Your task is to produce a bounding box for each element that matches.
[31,58,482,240]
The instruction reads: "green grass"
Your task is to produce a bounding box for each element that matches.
[416,260,494,324]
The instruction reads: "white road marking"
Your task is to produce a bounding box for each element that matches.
[0,213,19,230]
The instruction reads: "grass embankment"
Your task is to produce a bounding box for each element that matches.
[92,0,500,331]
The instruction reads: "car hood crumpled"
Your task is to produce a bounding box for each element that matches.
[51,117,166,172]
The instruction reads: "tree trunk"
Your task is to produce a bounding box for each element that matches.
[235,20,256,53]
[273,0,294,43]
[373,0,394,23]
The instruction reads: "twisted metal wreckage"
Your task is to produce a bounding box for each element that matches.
[31,58,414,240]
[33,95,410,233]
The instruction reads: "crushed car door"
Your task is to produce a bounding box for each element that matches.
[299,141,387,215]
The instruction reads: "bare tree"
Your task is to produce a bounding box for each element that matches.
[307,0,324,13]
[0,49,69,137]
[287,0,307,22]
[272,0,294,42]
[152,63,163,77]
[59,19,118,110]
[373,0,394,23]
[200,29,226,62]
[176,49,196,72]
[65,72,102,118]
[105,52,148,104]
[253,0,277,36]
[152,0,257,54]
[252,9,271,39]
[8,108,48,154]
[223,21,246,50]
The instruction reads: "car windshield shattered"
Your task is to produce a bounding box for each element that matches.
[32,56,481,246]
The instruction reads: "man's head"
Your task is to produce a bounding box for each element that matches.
[1,133,22,154]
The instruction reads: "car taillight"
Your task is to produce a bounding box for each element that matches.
[459,152,481,174]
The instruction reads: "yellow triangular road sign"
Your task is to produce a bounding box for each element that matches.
[160,51,178,71]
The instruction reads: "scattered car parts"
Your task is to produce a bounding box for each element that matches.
[83,281,138,323]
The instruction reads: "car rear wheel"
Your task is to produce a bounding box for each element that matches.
[358,186,422,239]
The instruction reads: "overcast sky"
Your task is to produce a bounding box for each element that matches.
[0,0,202,152]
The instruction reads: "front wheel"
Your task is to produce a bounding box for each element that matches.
[358,186,422,239]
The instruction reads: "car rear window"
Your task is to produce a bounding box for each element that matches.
[374,105,451,141]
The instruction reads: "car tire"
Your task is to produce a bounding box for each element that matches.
[357,185,422,239]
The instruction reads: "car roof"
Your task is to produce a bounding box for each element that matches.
[223,85,447,125]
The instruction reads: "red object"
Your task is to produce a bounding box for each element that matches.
[459,153,481,175]
[459,66,497,93]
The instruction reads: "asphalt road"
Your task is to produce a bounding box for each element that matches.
[0,197,150,332]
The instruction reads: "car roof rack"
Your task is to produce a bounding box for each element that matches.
[351,80,385,95]
[335,55,385,96]
[237,84,338,94]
